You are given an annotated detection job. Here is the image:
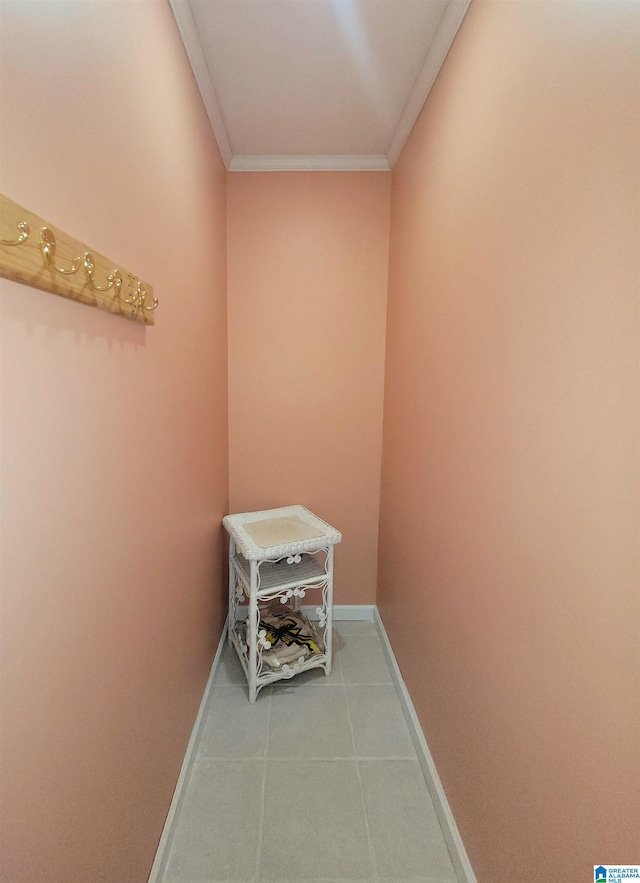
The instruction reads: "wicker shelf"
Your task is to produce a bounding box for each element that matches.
[232,552,327,594]
[223,505,341,702]
[230,608,328,686]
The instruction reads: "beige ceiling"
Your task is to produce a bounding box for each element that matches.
[170,0,470,171]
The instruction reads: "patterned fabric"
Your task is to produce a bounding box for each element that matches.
[244,605,322,669]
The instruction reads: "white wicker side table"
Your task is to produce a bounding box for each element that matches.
[222,505,342,703]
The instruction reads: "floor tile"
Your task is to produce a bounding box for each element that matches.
[268,686,354,758]
[197,686,270,759]
[163,759,262,882]
[358,760,457,881]
[274,638,344,686]
[259,761,374,879]
[340,634,393,685]
[380,878,452,882]
[272,662,343,687]
[217,632,344,690]
[335,619,378,636]
[160,630,460,883]
[347,686,416,758]
[381,878,453,882]
[214,642,246,686]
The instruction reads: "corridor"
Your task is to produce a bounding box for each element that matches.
[156,621,457,883]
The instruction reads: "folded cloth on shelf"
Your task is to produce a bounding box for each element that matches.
[244,604,321,670]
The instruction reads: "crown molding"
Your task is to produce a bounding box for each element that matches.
[169,0,233,168]
[170,0,470,173]
[228,154,391,173]
[386,0,472,167]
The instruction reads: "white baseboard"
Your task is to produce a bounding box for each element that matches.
[149,605,473,883]
[147,605,373,881]
[374,608,477,883]
[147,617,228,883]
[331,603,376,621]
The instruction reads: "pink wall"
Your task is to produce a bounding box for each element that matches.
[0,3,228,882]
[378,2,639,880]
[227,172,390,603]
[3,3,637,880]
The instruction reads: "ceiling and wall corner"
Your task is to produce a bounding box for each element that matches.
[169,0,471,171]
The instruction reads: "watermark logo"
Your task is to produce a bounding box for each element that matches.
[595,867,640,882]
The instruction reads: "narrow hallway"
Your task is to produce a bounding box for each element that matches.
[156,621,457,883]
[2,3,637,881]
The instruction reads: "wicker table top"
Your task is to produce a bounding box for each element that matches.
[223,505,341,560]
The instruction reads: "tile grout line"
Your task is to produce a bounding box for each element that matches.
[252,686,272,882]
[342,681,380,882]
[160,617,462,883]
[374,608,476,883]
[216,681,397,691]
[195,754,420,765]
[193,754,418,763]
[149,617,229,883]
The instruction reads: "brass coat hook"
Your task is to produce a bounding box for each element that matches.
[120,281,158,313]
[1,193,155,324]
[1,220,30,246]
[83,252,122,294]
[40,227,82,275]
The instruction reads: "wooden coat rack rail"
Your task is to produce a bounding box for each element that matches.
[0,193,156,325]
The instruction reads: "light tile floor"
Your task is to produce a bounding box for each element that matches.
[159,621,458,883]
